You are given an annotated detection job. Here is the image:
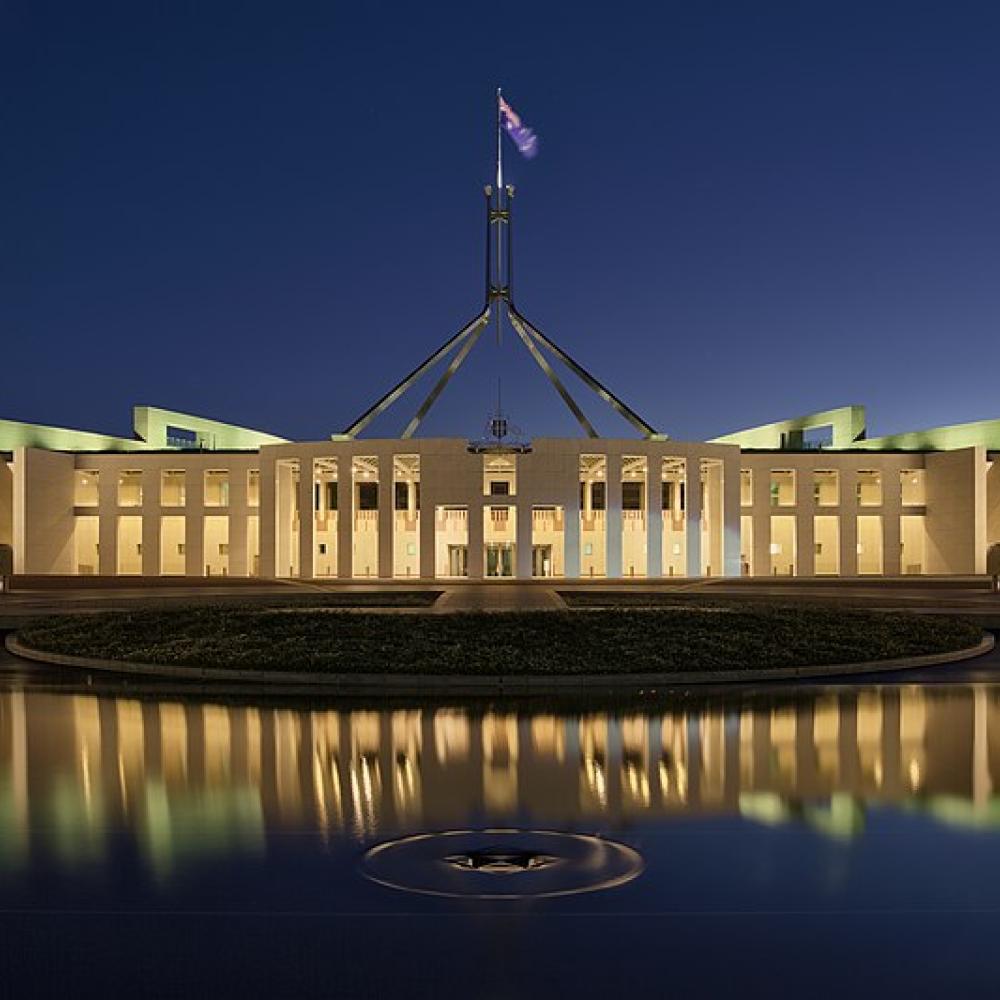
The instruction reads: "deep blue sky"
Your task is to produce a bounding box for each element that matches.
[3,1,999,443]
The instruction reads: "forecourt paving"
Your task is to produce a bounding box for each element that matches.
[1,575,1000,623]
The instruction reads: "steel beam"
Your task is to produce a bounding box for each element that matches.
[342,308,490,438]
[509,306,661,439]
[507,309,598,437]
[402,316,489,438]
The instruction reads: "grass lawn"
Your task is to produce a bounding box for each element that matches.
[13,602,983,675]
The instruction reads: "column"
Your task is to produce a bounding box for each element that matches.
[298,458,315,580]
[606,452,623,579]
[98,465,117,575]
[841,468,858,577]
[141,468,158,575]
[516,501,532,579]
[337,457,354,579]
[468,499,484,579]
[419,488,435,579]
[259,453,277,578]
[645,455,663,578]
[883,466,902,576]
[752,465,770,578]
[229,466,249,578]
[722,452,742,577]
[685,455,702,578]
[798,465,815,577]
[378,452,392,580]
[564,458,581,580]
[185,466,205,577]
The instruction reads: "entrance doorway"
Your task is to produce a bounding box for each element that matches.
[532,544,553,577]
[447,544,468,577]
[486,542,514,577]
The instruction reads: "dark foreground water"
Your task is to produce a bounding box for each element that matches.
[3,670,1000,997]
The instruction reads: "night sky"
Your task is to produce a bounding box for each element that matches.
[3,1,999,445]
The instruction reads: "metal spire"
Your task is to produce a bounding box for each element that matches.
[339,91,663,442]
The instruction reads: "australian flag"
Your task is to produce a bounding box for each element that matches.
[499,96,539,159]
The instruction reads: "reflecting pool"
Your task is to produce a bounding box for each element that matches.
[4,678,1000,995]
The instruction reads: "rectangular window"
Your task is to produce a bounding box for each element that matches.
[769,470,795,507]
[770,515,797,576]
[590,481,606,511]
[394,481,410,510]
[857,470,882,507]
[358,482,378,510]
[900,469,926,506]
[161,470,186,507]
[901,515,925,574]
[160,515,185,574]
[814,515,840,575]
[74,470,99,506]
[116,515,143,574]
[165,425,198,448]
[247,469,260,507]
[203,515,229,576]
[813,470,839,507]
[857,515,883,574]
[483,454,516,496]
[622,481,643,510]
[204,470,230,507]
[326,481,338,511]
[118,471,143,507]
[740,470,752,507]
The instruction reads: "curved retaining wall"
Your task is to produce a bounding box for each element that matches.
[5,633,994,695]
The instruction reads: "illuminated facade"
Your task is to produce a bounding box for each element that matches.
[1,401,999,579]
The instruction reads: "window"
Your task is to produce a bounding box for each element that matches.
[662,481,687,512]
[901,470,926,506]
[75,470,99,506]
[857,515,883,574]
[857,470,882,506]
[590,481,606,511]
[247,469,260,507]
[166,425,199,448]
[622,481,643,510]
[358,482,378,510]
[483,454,516,496]
[813,470,839,507]
[769,470,795,507]
[740,470,752,507]
[161,470,186,506]
[326,481,338,511]
[204,471,230,507]
[118,471,143,507]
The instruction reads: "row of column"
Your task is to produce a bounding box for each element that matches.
[262,452,739,580]
[747,467,905,576]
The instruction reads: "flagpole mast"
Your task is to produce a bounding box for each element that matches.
[495,86,504,346]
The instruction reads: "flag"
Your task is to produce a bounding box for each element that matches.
[499,96,539,159]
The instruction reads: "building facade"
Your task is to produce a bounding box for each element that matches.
[2,403,999,579]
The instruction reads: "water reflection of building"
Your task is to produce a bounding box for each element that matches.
[1,686,1000,874]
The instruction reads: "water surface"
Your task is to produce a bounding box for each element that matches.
[2,667,1000,996]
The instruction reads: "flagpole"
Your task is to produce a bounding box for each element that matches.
[495,86,504,346]
[496,86,503,191]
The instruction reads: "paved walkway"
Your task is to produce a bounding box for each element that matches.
[433,584,564,613]
[1,576,1000,621]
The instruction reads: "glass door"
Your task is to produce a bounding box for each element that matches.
[532,544,552,577]
[486,543,514,577]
